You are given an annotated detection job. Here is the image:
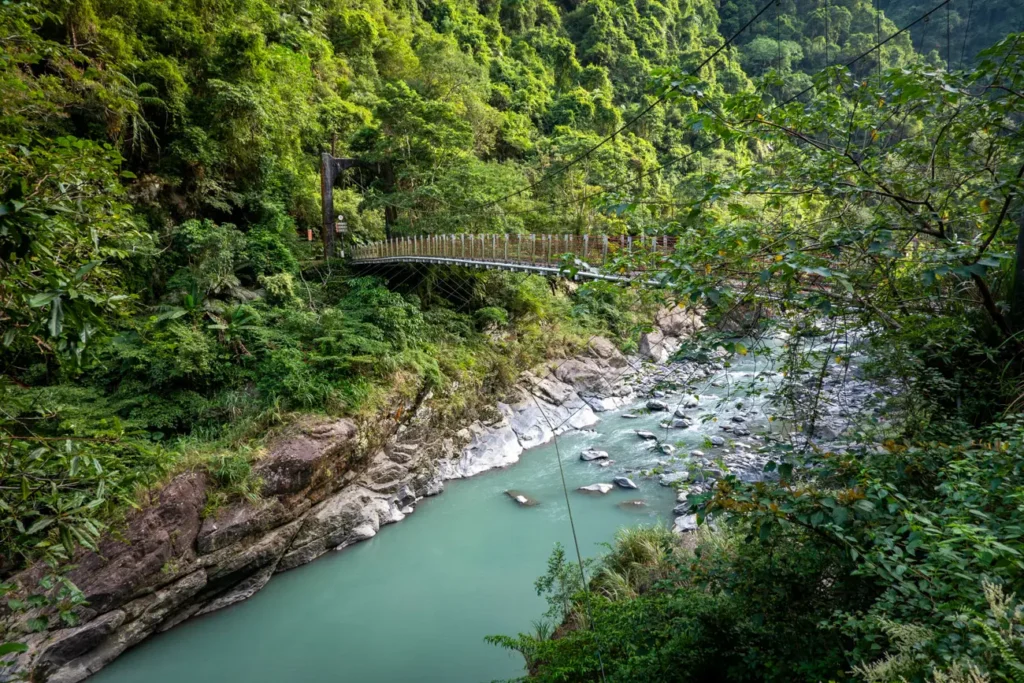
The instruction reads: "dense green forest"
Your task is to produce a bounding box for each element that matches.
[3,0,1024,678]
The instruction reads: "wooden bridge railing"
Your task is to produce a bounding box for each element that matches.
[350,233,678,271]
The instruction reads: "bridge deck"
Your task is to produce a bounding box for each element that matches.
[350,233,677,282]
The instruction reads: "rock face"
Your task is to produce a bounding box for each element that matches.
[3,417,375,683]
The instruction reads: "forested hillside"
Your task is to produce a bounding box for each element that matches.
[1,0,742,573]
[3,0,1024,679]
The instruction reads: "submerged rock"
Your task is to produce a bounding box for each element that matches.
[618,499,647,510]
[577,483,614,494]
[613,476,639,490]
[505,490,539,507]
[580,448,610,462]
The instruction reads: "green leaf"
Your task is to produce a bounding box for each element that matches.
[27,291,58,308]
[0,642,28,656]
[47,296,64,337]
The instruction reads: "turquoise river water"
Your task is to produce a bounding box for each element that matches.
[91,357,769,683]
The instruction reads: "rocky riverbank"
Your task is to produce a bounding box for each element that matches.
[3,307,712,683]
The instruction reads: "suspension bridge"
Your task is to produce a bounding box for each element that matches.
[347,232,680,282]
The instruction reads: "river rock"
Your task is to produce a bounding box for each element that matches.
[659,471,688,486]
[598,460,613,468]
[638,329,681,364]
[613,476,639,490]
[658,444,676,455]
[672,503,689,515]
[279,486,397,571]
[731,415,746,423]
[588,336,629,369]
[655,306,704,338]
[621,413,640,419]
[555,359,615,398]
[671,418,690,429]
[646,399,669,411]
[709,436,726,447]
[578,483,614,494]
[505,490,539,506]
[454,420,524,477]
[635,430,658,440]
[673,514,699,534]
[618,499,647,509]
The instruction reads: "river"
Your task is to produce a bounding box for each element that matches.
[90,354,772,683]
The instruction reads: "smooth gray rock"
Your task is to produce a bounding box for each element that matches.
[673,514,699,533]
[659,471,688,486]
[613,476,639,490]
[635,430,658,440]
[580,448,610,462]
[646,400,669,411]
[578,483,614,494]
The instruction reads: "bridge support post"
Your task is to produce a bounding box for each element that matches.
[320,152,336,258]
[602,235,608,265]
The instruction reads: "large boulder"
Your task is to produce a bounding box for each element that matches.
[278,485,400,572]
[521,372,574,406]
[673,514,699,534]
[453,420,524,478]
[256,418,358,496]
[638,329,680,363]
[587,336,629,369]
[554,359,614,397]
[656,306,704,338]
